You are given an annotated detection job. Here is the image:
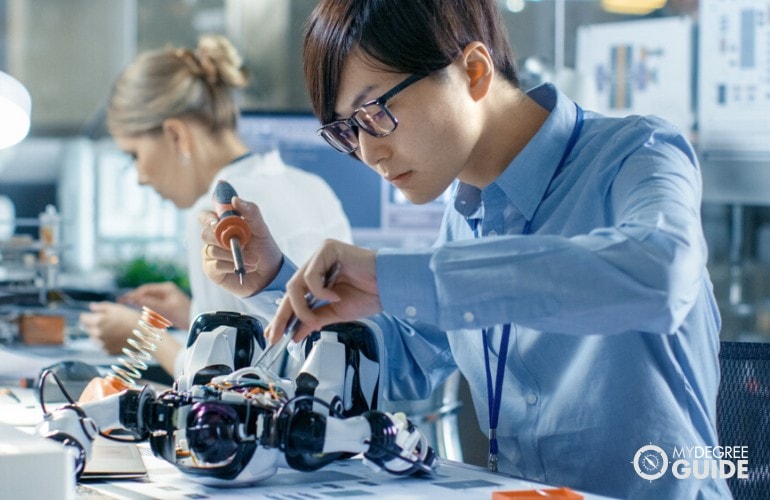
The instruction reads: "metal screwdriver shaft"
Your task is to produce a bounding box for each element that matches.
[255,262,342,370]
[212,180,250,285]
[229,236,245,285]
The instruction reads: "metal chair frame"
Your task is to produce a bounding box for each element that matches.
[717,341,770,500]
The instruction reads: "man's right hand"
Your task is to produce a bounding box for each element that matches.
[265,239,382,345]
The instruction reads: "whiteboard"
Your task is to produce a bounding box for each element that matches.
[576,16,694,136]
[698,0,770,153]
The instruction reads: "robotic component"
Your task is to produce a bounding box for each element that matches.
[254,262,341,370]
[179,311,266,390]
[295,322,381,417]
[36,313,437,486]
[36,383,156,478]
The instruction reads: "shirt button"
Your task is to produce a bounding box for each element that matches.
[405,306,417,317]
[488,230,498,236]
[526,393,538,405]
[463,311,474,322]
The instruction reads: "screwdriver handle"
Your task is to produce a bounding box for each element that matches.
[213,180,250,247]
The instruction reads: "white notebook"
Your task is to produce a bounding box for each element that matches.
[81,436,147,480]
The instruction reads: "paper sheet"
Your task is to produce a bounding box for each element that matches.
[75,451,614,500]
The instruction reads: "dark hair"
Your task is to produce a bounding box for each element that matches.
[303,0,519,124]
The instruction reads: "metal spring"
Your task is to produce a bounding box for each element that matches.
[110,306,172,387]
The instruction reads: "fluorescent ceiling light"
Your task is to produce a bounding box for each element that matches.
[601,0,667,15]
[0,71,31,149]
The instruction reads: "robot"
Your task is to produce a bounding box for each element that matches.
[35,311,437,486]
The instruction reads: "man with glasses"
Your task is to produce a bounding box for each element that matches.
[198,1,728,498]
[317,73,426,154]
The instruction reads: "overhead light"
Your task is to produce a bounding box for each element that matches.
[505,0,526,13]
[601,0,667,15]
[0,70,31,149]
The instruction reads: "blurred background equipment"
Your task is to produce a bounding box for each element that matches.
[0,70,31,149]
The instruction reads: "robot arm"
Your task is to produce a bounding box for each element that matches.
[36,314,437,486]
[36,384,156,478]
[289,406,435,476]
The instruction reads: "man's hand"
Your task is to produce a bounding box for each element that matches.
[265,240,382,345]
[199,196,284,297]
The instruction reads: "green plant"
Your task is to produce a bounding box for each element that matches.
[113,257,190,293]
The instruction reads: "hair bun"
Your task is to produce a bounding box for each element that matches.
[195,35,248,88]
[171,35,248,88]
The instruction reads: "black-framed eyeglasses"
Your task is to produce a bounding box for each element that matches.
[317,73,427,154]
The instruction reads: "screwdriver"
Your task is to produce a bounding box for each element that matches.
[212,180,250,285]
[255,261,342,370]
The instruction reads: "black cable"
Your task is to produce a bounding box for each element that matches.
[364,440,435,475]
[39,370,104,445]
[275,394,346,421]
[39,369,78,415]
[99,383,154,443]
[40,370,147,443]
[98,430,147,443]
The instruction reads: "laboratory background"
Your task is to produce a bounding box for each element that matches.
[0,0,766,482]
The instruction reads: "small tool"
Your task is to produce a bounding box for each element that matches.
[0,387,21,403]
[212,180,251,285]
[255,262,342,370]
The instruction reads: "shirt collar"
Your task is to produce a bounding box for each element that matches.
[454,83,578,221]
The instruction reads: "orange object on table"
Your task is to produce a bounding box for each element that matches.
[78,374,131,403]
[19,313,65,345]
[492,487,583,499]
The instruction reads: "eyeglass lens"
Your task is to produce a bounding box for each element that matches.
[318,73,426,154]
[321,104,396,154]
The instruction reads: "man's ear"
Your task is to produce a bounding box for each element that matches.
[461,42,494,101]
[162,118,192,158]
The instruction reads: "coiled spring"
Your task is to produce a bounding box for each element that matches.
[110,306,172,387]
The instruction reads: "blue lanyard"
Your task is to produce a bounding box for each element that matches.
[482,323,511,471]
[478,102,583,472]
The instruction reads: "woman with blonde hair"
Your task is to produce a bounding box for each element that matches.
[80,35,352,376]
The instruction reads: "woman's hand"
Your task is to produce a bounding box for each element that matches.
[117,281,191,330]
[199,196,284,297]
[79,302,142,355]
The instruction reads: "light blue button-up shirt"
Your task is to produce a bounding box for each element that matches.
[244,83,730,498]
[371,84,730,499]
